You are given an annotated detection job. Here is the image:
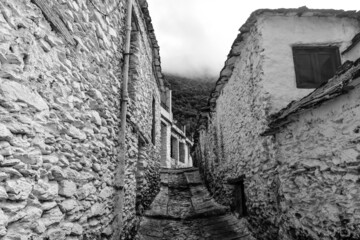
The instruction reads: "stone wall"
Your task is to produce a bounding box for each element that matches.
[272,63,360,240]
[194,9,360,240]
[195,17,280,239]
[0,0,162,239]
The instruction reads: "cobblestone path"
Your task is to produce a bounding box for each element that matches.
[137,168,255,240]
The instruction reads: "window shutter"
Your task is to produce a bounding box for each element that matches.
[293,47,340,89]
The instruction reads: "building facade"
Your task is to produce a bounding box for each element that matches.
[0,0,167,239]
[194,8,360,240]
[160,88,193,169]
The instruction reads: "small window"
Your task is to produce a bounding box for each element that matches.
[292,46,341,89]
[179,142,185,163]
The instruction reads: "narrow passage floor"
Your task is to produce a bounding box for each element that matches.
[137,168,255,240]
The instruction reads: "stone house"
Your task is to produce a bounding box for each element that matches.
[160,92,193,169]
[193,7,360,240]
[0,0,168,239]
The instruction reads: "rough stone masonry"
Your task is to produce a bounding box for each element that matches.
[0,0,166,239]
[193,7,360,240]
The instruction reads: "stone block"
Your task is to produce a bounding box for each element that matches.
[0,201,27,214]
[90,110,102,126]
[16,206,43,223]
[6,54,21,65]
[90,202,106,217]
[59,199,78,213]
[15,148,42,165]
[5,178,32,200]
[46,228,66,240]
[0,123,12,141]
[341,149,358,163]
[77,182,96,200]
[5,120,34,136]
[66,125,86,140]
[59,180,77,197]
[0,172,8,181]
[0,185,8,199]
[41,201,58,211]
[0,141,12,156]
[43,155,59,164]
[51,166,67,181]
[87,88,104,101]
[0,79,49,111]
[32,220,46,234]
[99,186,114,199]
[0,209,8,237]
[32,180,58,200]
[1,167,22,177]
[0,158,21,167]
[41,207,64,227]
[9,136,31,148]
[92,163,101,172]
[38,38,51,52]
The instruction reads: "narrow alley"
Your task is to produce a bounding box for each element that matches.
[137,168,255,240]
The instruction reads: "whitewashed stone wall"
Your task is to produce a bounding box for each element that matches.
[274,74,360,240]
[195,9,360,240]
[0,0,162,239]
[197,19,280,238]
[261,15,360,112]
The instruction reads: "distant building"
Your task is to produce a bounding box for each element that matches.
[194,7,360,240]
[160,88,193,168]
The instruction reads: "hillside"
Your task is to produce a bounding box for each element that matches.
[165,73,216,138]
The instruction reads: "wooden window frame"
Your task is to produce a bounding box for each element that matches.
[292,46,341,89]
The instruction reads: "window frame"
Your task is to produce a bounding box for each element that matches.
[292,46,341,89]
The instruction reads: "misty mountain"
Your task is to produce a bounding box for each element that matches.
[165,73,216,138]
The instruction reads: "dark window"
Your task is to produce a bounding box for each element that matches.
[233,180,248,218]
[293,46,341,88]
[179,142,185,163]
[170,136,176,158]
[228,177,248,218]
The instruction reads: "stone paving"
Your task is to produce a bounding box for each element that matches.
[136,168,255,240]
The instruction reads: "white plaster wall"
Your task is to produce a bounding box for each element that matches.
[184,143,189,167]
[276,77,360,239]
[160,107,171,122]
[260,15,360,112]
[343,41,360,62]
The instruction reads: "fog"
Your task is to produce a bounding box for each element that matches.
[147,0,358,78]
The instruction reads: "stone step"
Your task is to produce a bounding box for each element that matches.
[188,185,229,218]
[144,186,168,218]
[184,170,203,185]
[138,168,255,240]
[160,167,199,174]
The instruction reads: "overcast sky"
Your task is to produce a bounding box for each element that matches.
[147,0,358,78]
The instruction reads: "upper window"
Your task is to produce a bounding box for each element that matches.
[292,46,341,89]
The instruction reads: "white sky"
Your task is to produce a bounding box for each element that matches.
[147,0,359,78]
